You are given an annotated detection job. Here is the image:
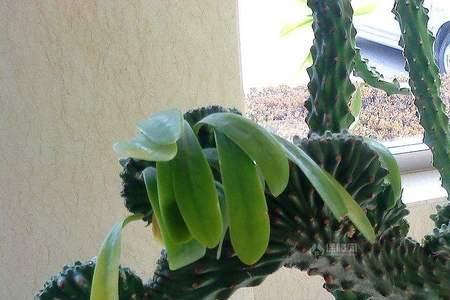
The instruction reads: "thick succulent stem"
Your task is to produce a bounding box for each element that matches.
[37,132,450,299]
[393,0,450,197]
[305,0,356,134]
[144,133,414,299]
[353,49,410,96]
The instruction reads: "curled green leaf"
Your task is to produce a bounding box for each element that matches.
[143,167,206,270]
[156,161,191,244]
[364,138,402,208]
[90,214,142,300]
[171,121,223,248]
[215,132,270,265]
[196,113,289,197]
[137,108,184,145]
[113,134,177,161]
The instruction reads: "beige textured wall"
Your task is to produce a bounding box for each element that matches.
[0,1,242,299]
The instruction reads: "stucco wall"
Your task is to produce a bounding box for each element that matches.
[0,1,242,299]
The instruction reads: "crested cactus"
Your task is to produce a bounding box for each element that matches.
[35,0,450,299]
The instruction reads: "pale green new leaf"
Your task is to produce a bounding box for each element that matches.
[300,51,313,72]
[280,16,313,37]
[137,108,184,145]
[364,138,402,208]
[142,167,206,270]
[90,214,142,300]
[354,3,377,16]
[196,113,289,197]
[349,86,363,130]
[276,136,376,243]
[113,134,177,161]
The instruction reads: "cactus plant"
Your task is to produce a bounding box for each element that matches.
[35,0,450,299]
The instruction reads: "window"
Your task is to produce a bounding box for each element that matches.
[238,0,449,203]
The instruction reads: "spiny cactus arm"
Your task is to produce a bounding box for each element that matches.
[353,48,411,96]
[305,0,356,134]
[393,0,450,196]
[291,226,450,300]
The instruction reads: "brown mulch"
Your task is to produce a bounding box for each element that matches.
[245,76,450,141]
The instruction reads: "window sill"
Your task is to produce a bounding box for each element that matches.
[383,137,448,204]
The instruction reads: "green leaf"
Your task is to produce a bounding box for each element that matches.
[354,3,377,17]
[137,109,184,145]
[156,161,191,244]
[280,16,313,37]
[300,51,313,72]
[276,136,376,243]
[215,132,270,265]
[202,148,220,173]
[196,113,289,197]
[349,86,363,131]
[214,181,228,260]
[90,214,142,300]
[171,121,223,248]
[364,138,402,208]
[113,134,177,161]
[142,167,206,270]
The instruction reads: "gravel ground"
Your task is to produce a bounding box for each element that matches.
[245,76,450,141]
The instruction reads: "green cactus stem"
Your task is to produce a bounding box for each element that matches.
[393,0,450,197]
[305,0,356,134]
[353,48,411,96]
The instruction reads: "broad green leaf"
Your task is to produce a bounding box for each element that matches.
[137,109,184,145]
[280,16,313,37]
[354,3,377,17]
[90,214,142,300]
[276,136,376,243]
[196,113,289,197]
[215,132,270,265]
[142,167,206,270]
[156,161,191,244]
[172,121,223,248]
[364,138,402,208]
[113,134,177,161]
[349,86,363,131]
